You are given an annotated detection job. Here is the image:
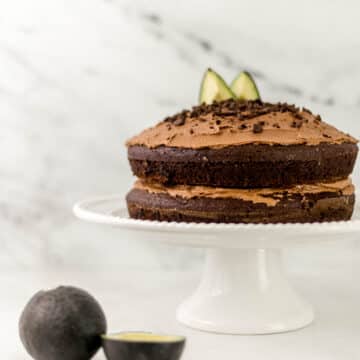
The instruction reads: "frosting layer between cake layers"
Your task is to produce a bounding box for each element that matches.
[134,178,354,207]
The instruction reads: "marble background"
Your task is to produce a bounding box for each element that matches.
[1,1,360,358]
[1,0,360,271]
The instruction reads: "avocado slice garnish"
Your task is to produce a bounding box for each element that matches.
[199,68,236,105]
[230,71,261,101]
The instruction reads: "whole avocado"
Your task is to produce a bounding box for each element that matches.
[19,286,107,360]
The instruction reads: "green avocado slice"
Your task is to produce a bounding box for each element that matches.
[199,68,236,104]
[230,71,261,101]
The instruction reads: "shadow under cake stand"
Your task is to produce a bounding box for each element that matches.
[74,196,360,335]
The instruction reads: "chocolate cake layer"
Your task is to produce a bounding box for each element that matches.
[126,179,355,224]
[127,99,358,188]
[128,143,358,188]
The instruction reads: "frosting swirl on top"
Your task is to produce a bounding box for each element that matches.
[126,100,357,149]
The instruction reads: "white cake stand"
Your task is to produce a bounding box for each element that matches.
[73,196,360,335]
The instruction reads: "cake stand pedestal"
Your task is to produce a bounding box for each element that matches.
[177,248,313,334]
[73,195,359,335]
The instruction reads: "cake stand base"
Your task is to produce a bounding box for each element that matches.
[177,248,314,334]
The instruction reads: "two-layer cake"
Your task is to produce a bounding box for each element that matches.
[126,99,358,223]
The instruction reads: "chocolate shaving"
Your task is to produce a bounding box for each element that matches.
[214,111,237,117]
[253,123,263,134]
[291,121,303,128]
[161,99,322,131]
[302,107,312,114]
[173,118,185,126]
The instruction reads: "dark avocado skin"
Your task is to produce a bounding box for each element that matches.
[103,339,185,360]
[19,286,107,360]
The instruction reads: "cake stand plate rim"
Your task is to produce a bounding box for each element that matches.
[73,194,360,246]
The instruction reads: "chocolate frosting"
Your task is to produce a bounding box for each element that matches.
[134,178,354,207]
[126,100,357,149]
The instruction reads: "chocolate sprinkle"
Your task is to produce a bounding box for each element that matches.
[161,99,322,129]
[291,120,303,129]
[173,118,185,126]
[253,123,263,134]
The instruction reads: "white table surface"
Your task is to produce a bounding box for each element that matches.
[4,258,360,360]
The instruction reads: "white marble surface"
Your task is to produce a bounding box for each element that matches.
[1,0,360,358]
[4,263,360,359]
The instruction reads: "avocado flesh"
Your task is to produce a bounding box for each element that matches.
[103,332,184,343]
[199,68,236,104]
[231,71,260,100]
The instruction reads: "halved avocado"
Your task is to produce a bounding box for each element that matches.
[199,68,236,104]
[230,71,261,101]
[102,332,186,360]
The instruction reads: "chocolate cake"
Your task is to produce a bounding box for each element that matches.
[126,99,358,223]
